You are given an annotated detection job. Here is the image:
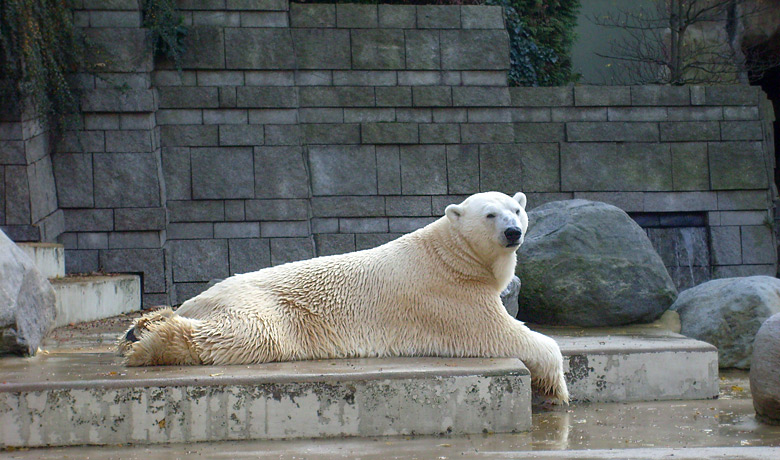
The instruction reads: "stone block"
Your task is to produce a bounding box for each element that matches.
[263,125,301,145]
[159,87,218,109]
[446,144,479,194]
[417,5,460,29]
[385,196,432,216]
[225,0,287,10]
[294,71,332,86]
[218,87,237,108]
[299,87,375,107]
[643,192,718,212]
[156,110,203,125]
[566,122,659,142]
[25,157,57,223]
[572,192,644,212]
[441,30,509,70]
[219,125,264,146]
[672,143,710,191]
[667,107,723,121]
[290,3,335,27]
[400,145,447,195]
[115,208,166,231]
[723,106,759,120]
[717,190,770,211]
[352,29,405,70]
[480,143,559,193]
[161,147,191,200]
[741,225,776,265]
[64,250,98,274]
[720,211,768,226]
[405,30,440,70]
[167,223,213,240]
[433,108,468,123]
[190,147,254,199]
[362,123,418,144]
[178,26,225,70]
[608,107,668,122]
[453,87,511,107]
[170,239,229,283]
[333,71,397,86]
[709,141,768,190]
[660,122,720,142]
[302,123,360,144]
[461,5,503,29]
[245,199,308,221]
[81,89,156,112]
[413,86,451,107]
[397,71,441,86]
[167,200,224,222]
[396,108,431,123]
[720,121,763,141]
[292,29,351,69]
[419,123,460,144]
[120,114,155,130]
[93,153,161,207]
[64,209,113,232]
[56,130,105,154]
[214,222,260,239]
[574,86,631,106]
[356,233,402,250]
[377,145,401,194]
[83,114,119,130]
[343,108,395,123]
[514,123,564,142]
[105,130,153,153]
[339,218,388,233]
[378,4,416,28]
[236,87,297,108]
[561,142,672,192]
[336,4,377,28]
[239,11,288,27]
[712,264,776,278]
[631,85,690,105]
[309,145,377,196]
[108,231,163,249]
[461,71,506,86]
[228,238,271,275]
[299,108,344,124]
[52,154,93,208]
[4,166,30,225]
[161,125,219,147]
[224,200,245,221]
[375,87,412,107]
[261,221,310,238]
[254,146,309,199]
[311,218,338,233]
[248,109,298,124]
[510,87,574,107]
[460,123,513,143]
[192,11,240,26]
[244,71,295,87]
[225,28,294,69]
[203,110,247,125]
[705,85,759,105]
[310,196,385,217]
[314,234,355,257]
[84,28,152,73]
[389,217,436,233]
[549,107,602,122]
[152,70,197,87]
[270,238,314,266]
[173,282,209,304]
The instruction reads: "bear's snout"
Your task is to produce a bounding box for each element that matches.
[504,227,523,245]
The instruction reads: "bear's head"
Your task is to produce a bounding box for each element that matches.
[444,191,529,257]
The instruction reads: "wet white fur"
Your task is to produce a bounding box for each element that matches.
[119,191,569,403]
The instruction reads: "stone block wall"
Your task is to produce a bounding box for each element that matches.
[1,1,775,306]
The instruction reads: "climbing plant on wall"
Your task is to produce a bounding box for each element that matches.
[142,0,187,67]
[0,0,84,129]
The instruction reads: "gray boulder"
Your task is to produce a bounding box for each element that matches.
[516,200,677,327]
[751,313,780,425]
[671,276,780,369]
[500,275,521,318]
[0,230,56,356]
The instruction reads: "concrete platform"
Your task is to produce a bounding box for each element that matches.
[49,274,141,327]
[0,353,531,448]
[16,242,64,279]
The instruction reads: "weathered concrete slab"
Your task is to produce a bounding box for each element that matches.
[50,274,141,327]
[16,242,65,279]
[546,326,719,402]
[0,355,531,447]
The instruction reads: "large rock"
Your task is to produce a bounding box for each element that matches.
[671,276,780,369]
[751,313,780,425]
[516,200,677,327]
[500,275,520,318]
[0,230,56,355]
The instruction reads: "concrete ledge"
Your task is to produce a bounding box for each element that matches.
[16,242,65,279]
[548,327,719,402]
[50,274,141,327]
[0,356,531,447]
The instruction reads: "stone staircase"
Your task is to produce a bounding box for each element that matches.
[17,242,141,327]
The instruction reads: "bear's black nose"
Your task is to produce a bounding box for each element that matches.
[504,227,522,242]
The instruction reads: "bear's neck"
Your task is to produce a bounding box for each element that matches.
[420,218,515,291]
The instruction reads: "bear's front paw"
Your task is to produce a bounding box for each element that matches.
[116,307,175,357]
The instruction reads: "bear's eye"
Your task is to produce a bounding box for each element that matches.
[486,213,496,219]
[515,209,520,215]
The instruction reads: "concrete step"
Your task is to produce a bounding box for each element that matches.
[549,325,719,403]
[16,242,65,279]
[0,355,531,448]
[49,274,142,327]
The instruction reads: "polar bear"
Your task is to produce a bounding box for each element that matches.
[118,191,569,403]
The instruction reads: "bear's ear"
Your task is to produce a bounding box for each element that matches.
[513,192,527,209]
[445,204,463,223]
